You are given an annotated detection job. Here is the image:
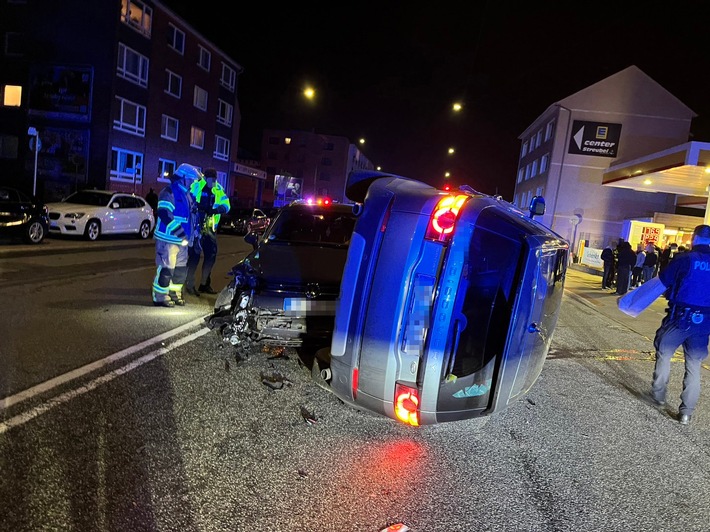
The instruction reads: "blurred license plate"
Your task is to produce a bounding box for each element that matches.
[283,299,336,316]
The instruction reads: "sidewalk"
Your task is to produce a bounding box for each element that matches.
[563,265,667,341]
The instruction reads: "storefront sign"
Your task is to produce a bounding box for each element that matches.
[568,121,621,158]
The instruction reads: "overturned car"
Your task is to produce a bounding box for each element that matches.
[206,200,358,354]
[321,171,569,426]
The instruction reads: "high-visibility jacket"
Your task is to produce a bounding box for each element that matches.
[190,178,230,233]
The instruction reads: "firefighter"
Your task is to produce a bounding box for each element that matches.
[151,163,200,307]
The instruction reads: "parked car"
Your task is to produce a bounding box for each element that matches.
[0,186,49,244]
[217,207,270,235]
[206,200,358,353]
[46,190,154,241]
[322,171,569,426]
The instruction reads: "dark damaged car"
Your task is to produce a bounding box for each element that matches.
[206,200,358,353]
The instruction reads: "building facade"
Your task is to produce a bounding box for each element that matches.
[514,65,707,258]
[0,0,242,202]
[260,128,375,206]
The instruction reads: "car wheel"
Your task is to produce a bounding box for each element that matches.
[23,220,46,244]
[84,219,101,241]
[138,220,151,239]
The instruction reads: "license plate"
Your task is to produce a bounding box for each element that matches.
[283,298,336,316]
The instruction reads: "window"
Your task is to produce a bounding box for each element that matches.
[531,159,538,177]
[524,164,531,180]
[165,69,181,98]
[319,172,331,182]
[193,85,208,111]
[2,85,22,107]
[217,99,233,126]
[214,135,229,161]
[323,142,334,151]
[158,159,176,182]
[190,127,205,149]
[198,45,211,71]
[161,114,178,141]
[220,62,236,92]
[545,120,555,141]
[536,186,544,197]
[521,140,528,157]
[113,96,146,136]
[321,157,332,166]
[168,24,185,54]
[110,147,144,183]
[216,171,227,190]
[535,130,543,148]
[517,168,524,184]
[117,43,149,87]
[121,0,152,37]
[5,32,25,56]
[540,153,549,174]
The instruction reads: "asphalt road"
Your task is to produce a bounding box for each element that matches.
[1,238,709,531]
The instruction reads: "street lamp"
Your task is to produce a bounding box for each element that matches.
[452,102,462,112]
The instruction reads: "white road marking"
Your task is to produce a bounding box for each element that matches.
[0,317,211,433]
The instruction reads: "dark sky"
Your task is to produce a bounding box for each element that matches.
[163,1,710,199]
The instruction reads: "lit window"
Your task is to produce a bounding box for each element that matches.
[3,85,22,107]
[190,127,205,149]
[158,159,176,182]
[121,0,152,37]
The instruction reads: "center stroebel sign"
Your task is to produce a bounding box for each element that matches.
[568,120,621,157]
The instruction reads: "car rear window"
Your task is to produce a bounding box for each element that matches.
[270,209,356,244]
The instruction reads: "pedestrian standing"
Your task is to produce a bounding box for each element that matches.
[151,163,200,307]
[185,168,231,296]
[615,241,636,295]
[601,242,616,290]
[631,243,646,288]
[618,224,710,425]
[145,187,158,219]
[642,243,658,282]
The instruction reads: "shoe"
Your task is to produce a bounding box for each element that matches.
[185,286,201,297]
[169,291,186,306]
[198,284,217,294]
[679,414,691,425]
[651,395,665,407]
[153,300,175,308]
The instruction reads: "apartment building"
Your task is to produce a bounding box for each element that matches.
[259,128,375,206]
[0,0,242,202]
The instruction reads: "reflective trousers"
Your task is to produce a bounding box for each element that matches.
[152,240,189,303]
[652,311,710,415]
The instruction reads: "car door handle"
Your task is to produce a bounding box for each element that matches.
[528,322,541,333]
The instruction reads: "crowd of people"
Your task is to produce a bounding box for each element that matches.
[601,238,685,295]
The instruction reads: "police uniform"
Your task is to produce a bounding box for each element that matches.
[651,224,710,423]
[185,168,230,296]
[151,164,199,307]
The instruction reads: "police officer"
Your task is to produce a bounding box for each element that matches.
[151,163,200,307]
[651,224,710,424]
[185,167,231,296]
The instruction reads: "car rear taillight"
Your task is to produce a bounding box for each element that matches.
[352,367,359,399]
[394,383,420,427]
[425,194,468,243]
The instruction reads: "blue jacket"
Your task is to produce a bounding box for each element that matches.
[660,244,710,309]
[153,180,196,244]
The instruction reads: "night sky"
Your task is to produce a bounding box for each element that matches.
[162,1,710,199]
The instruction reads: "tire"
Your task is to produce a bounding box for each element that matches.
[84,219,101,241]
[138,220,151,239]
[23,220,46,244]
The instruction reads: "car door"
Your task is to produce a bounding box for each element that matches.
[0,187,23,229]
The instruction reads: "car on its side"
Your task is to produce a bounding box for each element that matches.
[217,207,271,235]
[206,200,358,353]
[0,186,49,244]
[323,170,569,426]
[46,190,154,241]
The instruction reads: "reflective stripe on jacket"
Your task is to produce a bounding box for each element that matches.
[190,178,230,232]
[154,180,195,244]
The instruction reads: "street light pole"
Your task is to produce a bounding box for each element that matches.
[28,127,39,197]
